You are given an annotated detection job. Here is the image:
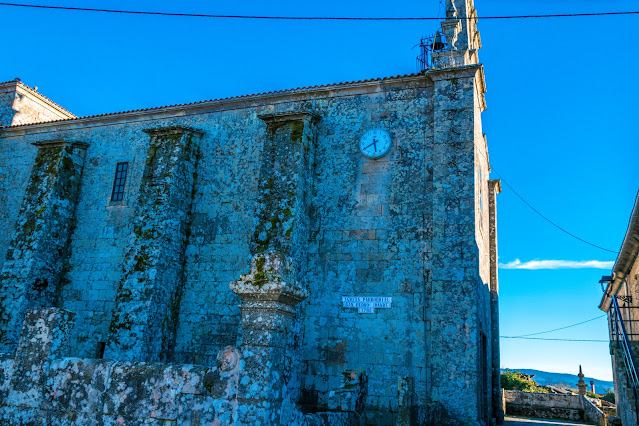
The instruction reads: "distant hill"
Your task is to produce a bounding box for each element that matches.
[501,368,614,392]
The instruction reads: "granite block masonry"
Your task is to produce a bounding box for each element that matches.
[0,0,501,424]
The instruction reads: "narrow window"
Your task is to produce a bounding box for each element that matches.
[111,162,129,201]
[95,341,106,359]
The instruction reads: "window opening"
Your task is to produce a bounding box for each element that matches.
[95,341,106,359]
[111,162,129,201]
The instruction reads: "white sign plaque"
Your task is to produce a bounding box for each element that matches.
[342,296,392,314]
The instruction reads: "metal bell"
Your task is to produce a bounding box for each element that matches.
[431,32,445,51]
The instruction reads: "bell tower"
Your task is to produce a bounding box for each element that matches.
[432,0,482,69]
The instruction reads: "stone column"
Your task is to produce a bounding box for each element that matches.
[0,140,87,354]
[105,126,203,362]
[231,254,308,424]
[231,111,318,424]
[488,179,504,425]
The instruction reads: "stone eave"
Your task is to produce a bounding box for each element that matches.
[0,74,432,137]
[599,191,639,312]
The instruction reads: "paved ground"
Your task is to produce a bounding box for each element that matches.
[504,416,590,425]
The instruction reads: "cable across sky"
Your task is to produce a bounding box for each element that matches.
[502,314,607,339]
[492,169,620,254]
[0,2,638,21]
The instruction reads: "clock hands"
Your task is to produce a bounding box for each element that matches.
[364,138,378,152]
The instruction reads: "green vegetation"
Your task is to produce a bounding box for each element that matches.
[600,389,615,404]
[500,370,549,393]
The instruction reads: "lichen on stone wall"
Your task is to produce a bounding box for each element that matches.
[0,141,87,354]
[105,126,203,363]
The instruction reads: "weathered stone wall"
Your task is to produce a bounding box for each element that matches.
[105,126,203,363]
[582,396,608,426]
[610,341,639,426]
[0,308,241,425]
[0,71,493,424]
[504,390,585,421]
[0,140,87,353]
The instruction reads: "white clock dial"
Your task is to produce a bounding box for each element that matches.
[359,129,392,159]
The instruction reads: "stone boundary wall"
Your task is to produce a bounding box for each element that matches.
[504,390,584,421]
[0,305,375,425]
[583,396,608,426]
[504,390,609,425]
[0,356,239,425]
[0,308,240,425]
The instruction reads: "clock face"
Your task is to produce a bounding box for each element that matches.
[359,129,392,159]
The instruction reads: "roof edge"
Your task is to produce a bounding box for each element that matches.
[613,191,639,277]
[1,72,429,133]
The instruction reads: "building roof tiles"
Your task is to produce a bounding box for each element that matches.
[2,72,421,129]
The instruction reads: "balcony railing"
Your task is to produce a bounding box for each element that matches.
[610,295,639,422]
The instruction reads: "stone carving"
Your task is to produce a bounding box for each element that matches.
[216,346,240,373]
[441,19,462,51]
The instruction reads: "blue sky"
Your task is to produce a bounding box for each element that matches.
[2,0,638,381]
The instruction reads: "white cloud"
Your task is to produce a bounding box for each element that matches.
[499,259,614,270]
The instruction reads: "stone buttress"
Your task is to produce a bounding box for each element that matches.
[105,126,203,362]
[231,112,318,424]
[0,140,87,354]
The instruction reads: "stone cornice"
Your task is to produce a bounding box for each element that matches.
[142,126,204,138]
[32,139,89,150]
[426,63,483,81]
[427,63,487,111]
[258,111,320,124]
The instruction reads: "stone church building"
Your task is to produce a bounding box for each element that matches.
[0,0,502,424]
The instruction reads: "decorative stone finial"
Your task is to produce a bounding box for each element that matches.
[577,365,588,396]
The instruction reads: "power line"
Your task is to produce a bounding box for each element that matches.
[506,315,606,338]
[492,168,619,254]
[0,2,638,20]
[501,336,608,342]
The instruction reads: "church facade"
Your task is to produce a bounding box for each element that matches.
[0,1,501,424]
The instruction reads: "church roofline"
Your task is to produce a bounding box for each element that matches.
[0,66,483,135]
[0,73,423,132]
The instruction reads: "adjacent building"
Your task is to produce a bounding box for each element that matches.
[600,191,639,426]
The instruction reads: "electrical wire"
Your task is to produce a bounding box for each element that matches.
[500,336,608,342]
[503,315,606,338]
[492,168,619,254]
[0,2,638,20]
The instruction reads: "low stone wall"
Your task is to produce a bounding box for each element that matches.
[583,396,607,426]
[504,390,584,421]
[0,307,373,425]
[0,308,240,424]
[0,357,239,424]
